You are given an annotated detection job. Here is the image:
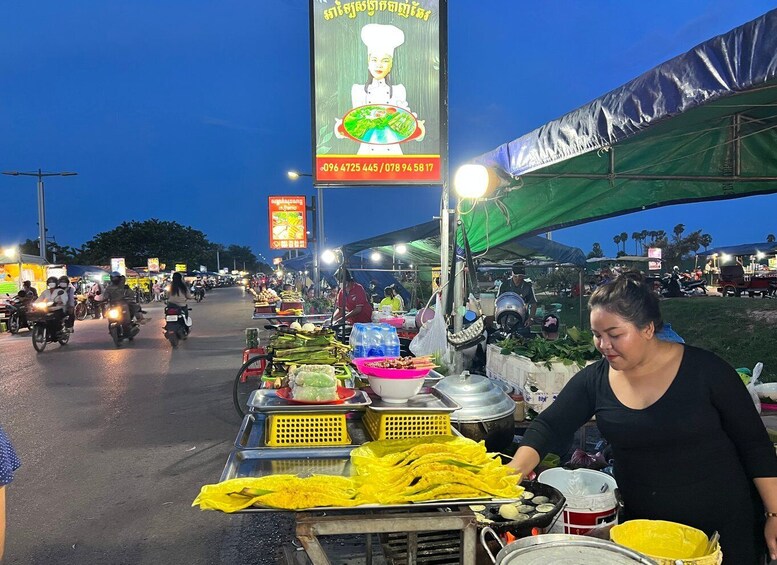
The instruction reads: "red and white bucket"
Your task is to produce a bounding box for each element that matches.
[538,468,619,535]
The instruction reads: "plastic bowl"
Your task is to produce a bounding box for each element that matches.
[367,374,425,403]
[383,317,405,328]
[353,357,432,379]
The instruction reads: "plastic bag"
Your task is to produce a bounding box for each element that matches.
[746,362,763,414]
[410,294,448,358]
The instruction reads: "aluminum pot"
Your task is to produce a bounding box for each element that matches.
[480,530,658,565]
[434,371,516,453]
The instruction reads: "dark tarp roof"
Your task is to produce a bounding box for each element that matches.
[703,242,777,256]
[283,220,587,269]
[462,9,777,253]
[65,265,110,278]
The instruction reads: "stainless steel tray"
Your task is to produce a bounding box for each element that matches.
[218,449,520,513]
[367,386,461,413]
[247,388,372,413]
[235,412,371,450]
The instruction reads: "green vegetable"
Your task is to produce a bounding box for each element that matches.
[497,327,601,370]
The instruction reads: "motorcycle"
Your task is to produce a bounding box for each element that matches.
[192,285,205,303]
[163,304,191,348]
[75,295,106,320]
[106,301,140,347]
[1,293,33,334]
[28,293,70,352]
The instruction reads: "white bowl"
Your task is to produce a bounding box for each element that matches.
[367,374,425,403]
[755,383,777,403]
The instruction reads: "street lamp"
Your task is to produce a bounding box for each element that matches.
[287,170,324,297]
[2,169,78,261]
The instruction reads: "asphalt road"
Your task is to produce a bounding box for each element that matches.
[0,287,296,565]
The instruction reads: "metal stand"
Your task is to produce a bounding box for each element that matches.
[295,508,477,565]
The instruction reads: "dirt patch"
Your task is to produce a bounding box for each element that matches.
[748,311,777,324]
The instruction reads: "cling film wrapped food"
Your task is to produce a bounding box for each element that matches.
[193,436,523,512]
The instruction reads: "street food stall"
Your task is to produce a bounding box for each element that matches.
[703,243,777,297]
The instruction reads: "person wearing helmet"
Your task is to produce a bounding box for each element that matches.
[57,276,76,333]
[191,274,205,301]
[103,272,147,324]
[34,277,68,328]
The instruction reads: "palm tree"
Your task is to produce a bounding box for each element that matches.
[673,224,685,242]
[699,233,713,251]
[767,234,776,243]
[613,234,621,255]
[631,232,640,255]
[620,232,628,253]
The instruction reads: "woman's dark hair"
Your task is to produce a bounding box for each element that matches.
[588,270,663,332]
[364,72,393,98]
[169,272,188,297]
[384,285,393,296]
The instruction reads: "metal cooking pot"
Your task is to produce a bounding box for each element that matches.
[434,372,516,453]
[495,292,528,330]
[480,531,658,565]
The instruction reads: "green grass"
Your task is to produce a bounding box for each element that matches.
[539,295,777,381]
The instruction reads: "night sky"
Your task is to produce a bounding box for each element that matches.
[1,0,775,266]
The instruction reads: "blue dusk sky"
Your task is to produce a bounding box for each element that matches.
[1,1,775,266]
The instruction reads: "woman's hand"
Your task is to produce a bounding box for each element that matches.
[765,516,777,561]
[334,118,345,139]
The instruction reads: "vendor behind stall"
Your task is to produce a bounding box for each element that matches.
[497,263,537,326]
[332,269,373,324]
[508,271,777,563]
[378,285,403,313]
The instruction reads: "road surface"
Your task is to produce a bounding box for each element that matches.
[0,287,298,564]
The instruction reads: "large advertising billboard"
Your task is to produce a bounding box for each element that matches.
[269,196,308,250]
[310,0,447,186]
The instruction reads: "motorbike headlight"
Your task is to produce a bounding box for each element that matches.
[34,302,48,311]
[108,308,121,320]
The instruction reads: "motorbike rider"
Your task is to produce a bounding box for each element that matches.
[57,276,76,333]
[191,275,205,301]
[35,276,68,328]
[87,280,104,318]
[104,272,147,324]
[497,262,538,326]
[21,280,38,300]
[167,272,192,326]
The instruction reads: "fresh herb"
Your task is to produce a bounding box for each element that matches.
[497,327,601,370]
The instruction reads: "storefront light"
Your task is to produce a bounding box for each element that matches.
[370,251,381,263]
[756,252,766,260]
[3,246,18,259]
[721,253,732,263]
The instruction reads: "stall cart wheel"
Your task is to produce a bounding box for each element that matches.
[233,353,270,418]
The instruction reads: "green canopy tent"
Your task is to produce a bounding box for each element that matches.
[459,9,777,253]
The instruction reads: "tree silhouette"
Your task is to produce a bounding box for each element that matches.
[587,242,604,259]
[613,234,621,255]
[619,232,628,253]
[767,234,776,243]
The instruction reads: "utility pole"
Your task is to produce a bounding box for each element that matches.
[216,250,221,271]
[2,169,78,261]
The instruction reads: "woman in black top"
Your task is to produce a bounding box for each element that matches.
[509,271,777,564]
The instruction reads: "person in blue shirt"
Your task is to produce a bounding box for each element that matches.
[0,425,21,560]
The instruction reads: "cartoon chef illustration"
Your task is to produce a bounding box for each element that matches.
[335,23,425,155]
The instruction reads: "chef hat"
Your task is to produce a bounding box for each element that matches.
[360,24,405,57]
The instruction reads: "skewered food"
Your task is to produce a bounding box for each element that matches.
[363,356,435,369]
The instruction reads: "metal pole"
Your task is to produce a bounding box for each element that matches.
[311,194,321,297]
[37,170,46,261]
[440,180,450,312]
[216,250,220,271]
[317,186,325,296]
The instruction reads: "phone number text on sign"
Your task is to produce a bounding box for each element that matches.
[316,155,441,183]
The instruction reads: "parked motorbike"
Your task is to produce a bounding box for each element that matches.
[28,293,70,352]
[163,304,191,348]
[2,293,33,334]
[648,271,707,298]
[106,301,140,347]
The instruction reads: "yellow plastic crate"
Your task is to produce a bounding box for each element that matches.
[270,458,348,476]
[363,408,451,441]
[266,413,350,447]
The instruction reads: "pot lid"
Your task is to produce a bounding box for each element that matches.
[496,534,657,565]
[434,371,516,422]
